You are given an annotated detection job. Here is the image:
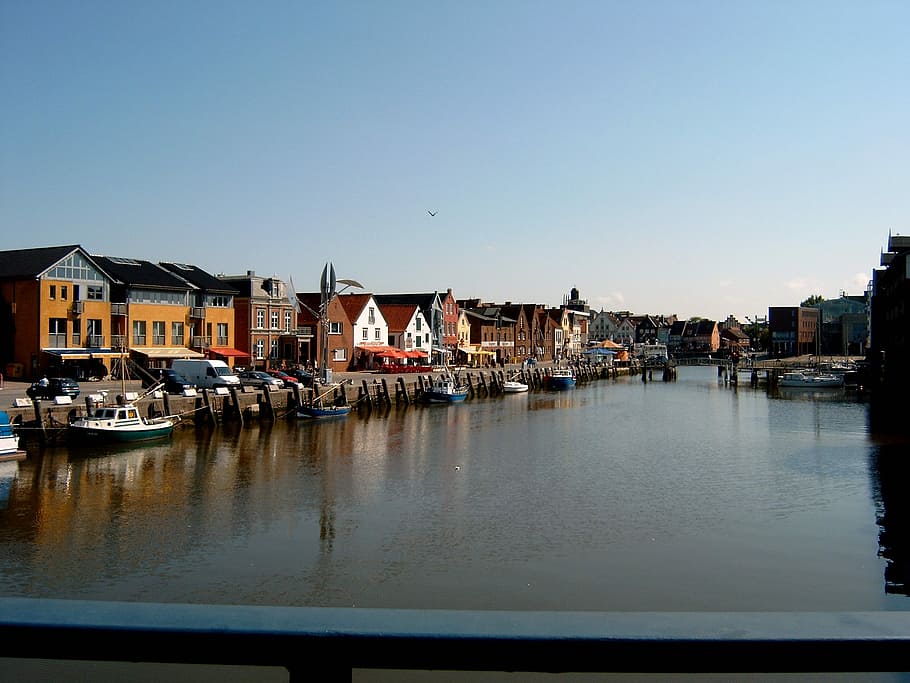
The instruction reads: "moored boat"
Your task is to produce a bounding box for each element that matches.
[503,379,529,393]
[0,410,26,462]
[297,404,351,418]
[546,368,576,390]
[778,371,844,388]
[421,374,469,403]
[68,401,177,443]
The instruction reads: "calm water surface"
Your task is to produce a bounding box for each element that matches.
[1,366,908,612]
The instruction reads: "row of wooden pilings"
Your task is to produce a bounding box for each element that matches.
[11,361,677,443]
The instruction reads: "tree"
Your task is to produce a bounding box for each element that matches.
[801,295,825,307]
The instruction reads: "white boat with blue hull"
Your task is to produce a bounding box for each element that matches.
[778,371,844,389]
[0,411,26,462]
[421,374,469,403]
[546,368,576,390]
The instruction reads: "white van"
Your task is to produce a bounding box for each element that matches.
[170,359,240,389]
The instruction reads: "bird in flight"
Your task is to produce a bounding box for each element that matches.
[427,210,437,217]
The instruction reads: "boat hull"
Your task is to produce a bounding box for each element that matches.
[779,374,844,388]
[421,390,468,403]
[68,424,175,443]
[503,382,528,393]
[546,377,576,390]
[297,406,351,418]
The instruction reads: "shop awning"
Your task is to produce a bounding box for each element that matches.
[210,347,250,358]
[457,346,494,356]
[403,350,429,358]
[131,347,205,359]
[356,345,398,355]
[43,348,123,360]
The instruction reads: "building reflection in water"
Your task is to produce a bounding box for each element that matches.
[869,440,910,596]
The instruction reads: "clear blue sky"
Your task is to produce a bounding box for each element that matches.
[2,1,907,322]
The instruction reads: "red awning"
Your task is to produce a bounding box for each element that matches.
[404,350,428,358]
[210,347,250,358]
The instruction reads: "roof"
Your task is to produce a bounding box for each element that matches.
[159,263,239,294]
[338,293,374,321]
[0,245,95,280]
[380,303,419,332]
[92,255,193,290]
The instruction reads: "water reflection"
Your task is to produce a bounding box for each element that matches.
[869,439,910,595]
[0,367,908,610]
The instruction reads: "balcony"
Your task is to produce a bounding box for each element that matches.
[111,335,127,350]
[72,301,84,315]
[190,307,206,319]
[86,335,105,348]
[110,303,127,316]
[192,336,211,349]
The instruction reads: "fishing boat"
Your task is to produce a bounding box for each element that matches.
[68,399,177,443]
[0,411,26,462]
[421,374,469,403]
[778,371,844,389]
[68,351,178,443]
[546,368,576,390]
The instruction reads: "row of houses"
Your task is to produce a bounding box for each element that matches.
[0,245,610,381]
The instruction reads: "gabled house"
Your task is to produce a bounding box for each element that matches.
[720,326,751,354]
[681,319,720,353]
[667,320,687,353]
[0,244,122,379]
[339,293,389,369]
[374,292,450,363]
[91,254,205,371]
[295,291,350,374]
[590,310,622,342]
[616,317,637,347]
[379,303,431,362]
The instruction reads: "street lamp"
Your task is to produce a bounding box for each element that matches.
[318,262,362,385]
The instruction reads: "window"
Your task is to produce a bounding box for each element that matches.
[217,323,228,347]
[415,336,422,348]
[362,328,368,340]
[72,319,81,346]
[374,328,381,340]
[87,285,103,300]
[133,320,147,346]
[255,339,265,359]
[61,286,68,300]
[332,347,346,361]
[153,321,166,345]
[256,309,265,329]
[49,285,56,300]
[172,322,184,346]
[416,318,422,331]
[368,307,375,324]
[205,294,231,307]
[87,319,103,346]
[270,311,279,329]
[284,311,292,332]
[329,321,342,334]
[270,339,278,359]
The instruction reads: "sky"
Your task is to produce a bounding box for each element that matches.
[2,1,907,322]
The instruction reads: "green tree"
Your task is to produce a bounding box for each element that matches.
[801,295,825,307]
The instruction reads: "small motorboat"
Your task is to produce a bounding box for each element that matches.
[502,379,529,393]
[778,371,844,388]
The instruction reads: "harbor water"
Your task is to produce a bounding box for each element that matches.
[1,366,908,612]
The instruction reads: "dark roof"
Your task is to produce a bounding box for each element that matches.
[374,293,439,311]
[0,244,84,279]
[159,262,238,294]
[92,255,193,290]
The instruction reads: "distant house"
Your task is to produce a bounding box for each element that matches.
[339,293,389,370]
[680,319,720,353]
[379,302,430,362]
[720,326,751,354]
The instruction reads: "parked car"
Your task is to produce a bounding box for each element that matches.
[266,370,298,387]
[288,368,314,387]
[142,368,194,394]
[238,370,283,389]
[26,377,80,400]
